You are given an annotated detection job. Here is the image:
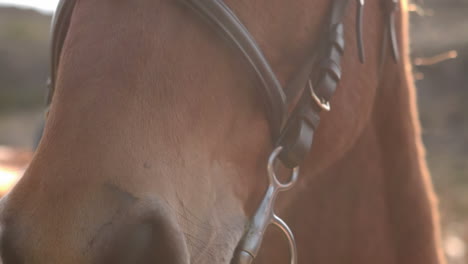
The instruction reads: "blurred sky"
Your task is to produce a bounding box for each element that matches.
[0,0,58,12]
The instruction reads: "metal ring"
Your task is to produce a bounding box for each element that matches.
[308,80,331,112]
[272,214,298,264]
[267,146,300,190]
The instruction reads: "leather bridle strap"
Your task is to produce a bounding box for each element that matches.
[184,0,351,168]
[278,0,351,167]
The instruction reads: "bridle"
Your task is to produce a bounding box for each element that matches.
[46,0,401,263]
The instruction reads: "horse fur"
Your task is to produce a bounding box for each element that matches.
[0,0,445,263]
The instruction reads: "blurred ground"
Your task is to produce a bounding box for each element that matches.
[0,1,467,263]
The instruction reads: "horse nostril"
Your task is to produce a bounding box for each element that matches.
[102,218,188,264]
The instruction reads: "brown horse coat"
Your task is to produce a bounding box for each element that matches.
[0,0,445,263]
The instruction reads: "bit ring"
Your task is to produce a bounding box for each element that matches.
[268,147,300,190]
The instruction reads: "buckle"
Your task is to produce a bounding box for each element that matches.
[308,80,331,112]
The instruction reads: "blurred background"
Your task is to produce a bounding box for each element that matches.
[0,0,466,263]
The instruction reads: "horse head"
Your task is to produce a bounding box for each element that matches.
[0,0,444,263]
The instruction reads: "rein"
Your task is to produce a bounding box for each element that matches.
[46,0,401,263]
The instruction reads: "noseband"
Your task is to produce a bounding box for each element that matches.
[47,0,400,263]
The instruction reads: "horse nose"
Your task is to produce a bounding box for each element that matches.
[100,214,190,264]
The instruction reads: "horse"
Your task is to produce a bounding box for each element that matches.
[0,0,446,263]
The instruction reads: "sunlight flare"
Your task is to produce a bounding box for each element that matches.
[0,166,21,194]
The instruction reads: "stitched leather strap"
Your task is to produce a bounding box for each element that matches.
[273,0,348,167]
[277,1,350,168]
